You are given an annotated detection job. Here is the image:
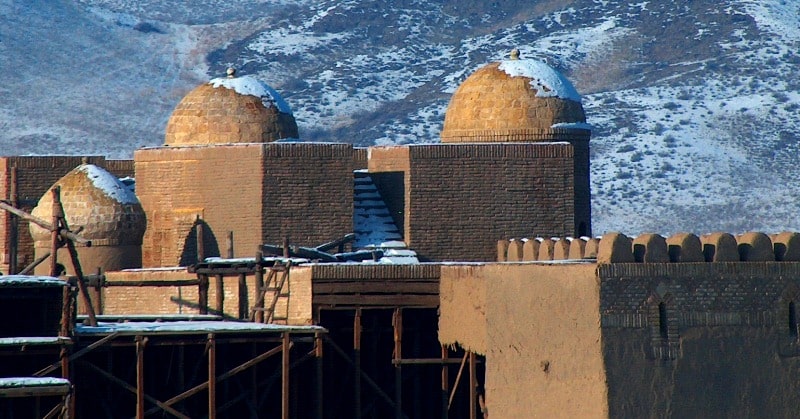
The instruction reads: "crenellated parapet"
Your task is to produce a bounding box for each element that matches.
[497,231,800,263]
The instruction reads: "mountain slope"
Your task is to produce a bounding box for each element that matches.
[1,0,799,235]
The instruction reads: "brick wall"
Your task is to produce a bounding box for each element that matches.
[400,143,578,261]
[598,262,800,417]
[260,143,353,248]
[135,146,265,267]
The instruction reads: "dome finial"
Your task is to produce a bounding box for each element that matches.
[510,48,520,60]
[226,67,236,78]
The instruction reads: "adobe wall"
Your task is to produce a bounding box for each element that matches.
[439,263,606,418]
[404,143,579,261]
[0,156,110,274]
[260,143,353,248]
[135,145,265,267]
[599,262,800,418]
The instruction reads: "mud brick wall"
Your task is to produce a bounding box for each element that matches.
[260,143,353,248]
[135,145,264,267]
[404,143,579,261]
[599,262,800,418]
[0,156,108,273]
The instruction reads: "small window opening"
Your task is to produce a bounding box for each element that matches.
[578,222,588,237]
[658,302,669,340]
[790,301,798,338]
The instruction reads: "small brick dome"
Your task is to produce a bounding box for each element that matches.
[441,54,588,143]
[30,164,146,246]
[165,72,299,146]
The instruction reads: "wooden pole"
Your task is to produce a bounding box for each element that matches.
[136,336,147,419]
[50,187,62,277]
[227,231,234,258]
[238,273,247,320]
[282,332,290,419]
[8,165,18,274]
[282,237,290,258]
[441,345,449,419]
[393,308,403,419]
[315,332,324,419]
[254,251,264,323]
[196,219,205,263]
[354,309,362,419]
[208,334,216,419]
[215,274,224,315]
[469,352,477,419]
[199,274,209,315]
[93,267,103,315]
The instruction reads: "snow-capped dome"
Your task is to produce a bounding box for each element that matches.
[30,164,146,246]
[164,69,299,146]
[441,50,589,143]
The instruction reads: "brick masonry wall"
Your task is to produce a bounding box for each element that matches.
[404,143,578,261]
[598,262,800,417]
[135,146,265,267]
[261,143,353,248]
[0,156,109,273]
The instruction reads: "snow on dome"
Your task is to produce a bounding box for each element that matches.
[209,75,293,115]
[77,164,139,204]
[498,59,582,102]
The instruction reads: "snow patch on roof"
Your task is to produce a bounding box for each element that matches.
[0,275,66,287]
[209,75,293,115]
[77,164,140,205]
[498,59,582,102]
[76,321,325,335]
[0,377,70,388]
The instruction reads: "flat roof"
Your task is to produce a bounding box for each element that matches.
[76,321,326,336]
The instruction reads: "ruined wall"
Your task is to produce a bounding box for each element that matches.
[599,262,800,418]
[135,145,264,267]
[260,143,353,248]
[403,143,579,261]
[0,156,109,274]
[440,263,606,418]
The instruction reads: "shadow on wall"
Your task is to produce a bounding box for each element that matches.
[179,219,220,265]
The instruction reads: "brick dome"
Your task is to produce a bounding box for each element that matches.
[165,72,299,146]
[30,164,146,246]
[441,54,589,143]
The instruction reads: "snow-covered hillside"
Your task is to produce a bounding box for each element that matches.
[1,0,799,235]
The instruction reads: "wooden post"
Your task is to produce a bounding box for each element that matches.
[136,336,147,419]
[254,251,264,323]
[93,267,103,315]
[50,187,62,277]
[238,273,247,320]
[199,274,209,315]
[282,332,290,419]
[441,345,449,419]
[282,237,290,258]
[196,219,205,263]
[208,334,216,419]
[469,352,476,419]
[215,274,224,315]
[354,309,362,419]
[8,165,18,274]
[227,231,234,258]
[393,308,403,419]
[315,332,324,419]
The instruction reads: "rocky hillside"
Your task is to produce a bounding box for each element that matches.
[0,0,798,235]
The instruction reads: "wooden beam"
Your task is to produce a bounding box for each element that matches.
[196,219,204,263]
[19,251,50,275]
[282,332,290,419]
[448,352,468,410]
[393,308,403,419]
[442,345,449,419]
[136,335,147,419]
[36,332,120,377]
[469,352,476,419]
[208,334,216,419]
[315,332,324,419]
[314,233,355,252]
[215,274,224,315]
[254,251,265,323]
[8,166,18,274]
[50,188,62,277]
[199,274,209,315]
[354,309,362,419]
